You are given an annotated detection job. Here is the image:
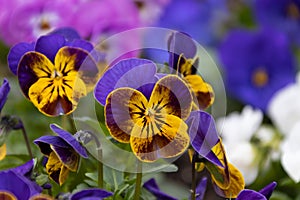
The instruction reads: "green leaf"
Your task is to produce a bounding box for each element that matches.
[0,154,31,170]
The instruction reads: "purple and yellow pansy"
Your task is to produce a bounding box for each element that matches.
[7,28,99,116]
[95,58,192,162]
[34,124,88,185]
[187,110,245,198]
[0,78,10,161]
[168,31,214,110]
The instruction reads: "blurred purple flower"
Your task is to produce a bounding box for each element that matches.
[34,124,88,185]
[0,159,42,200]
[143,178,177,200]
[236,182,277,200]
[0,78,10,113]
[156,0,229,46]
[219,28,296,111]
[0,0,75,45]
[255,0,300,46]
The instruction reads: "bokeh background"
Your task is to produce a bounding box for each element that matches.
[1,0,300,199]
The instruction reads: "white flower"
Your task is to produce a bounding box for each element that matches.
[268,73,300,136]
[217,106,263,185]
[281,122,300,182]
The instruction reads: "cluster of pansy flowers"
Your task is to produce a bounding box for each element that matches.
[0,27,278,199]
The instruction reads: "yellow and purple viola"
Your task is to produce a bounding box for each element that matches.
[0,159,42,200]
[187,110,245,198]
[7,28,99,116]
[94,58,193,162]
[34,124,88,185]
[0,78,10,161]
[168,31,214,110]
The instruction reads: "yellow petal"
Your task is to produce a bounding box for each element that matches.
[46,151,70,185]
[130,115,190,162]
[0,144,6,161]
[177,55,198,76]
[20,52,54,78]
[105,88,148,143]
[149,75,192,120]
[29,194,54,200]
[55,47,99,93]
[184,75,214,110]
[188,149,205,172]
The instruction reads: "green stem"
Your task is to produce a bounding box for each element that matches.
[191,152,197,200]
[97,148,103,188]
[133,161,142,200]
[21,125,33,159]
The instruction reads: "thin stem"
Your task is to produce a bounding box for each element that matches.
[21,125,33,159]
[97,148,103,188]
[191,152,197,200]
[133,160,143,200]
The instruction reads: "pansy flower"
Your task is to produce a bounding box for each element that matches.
[219,28,296,111]
[168,31,214,110]
[34,124,88,185]
[0,78,10,160]
[7,28,99,116]
[0,159,42,200]
[95,58,192,162]
[236,182,277,200]
[187,111,245,198]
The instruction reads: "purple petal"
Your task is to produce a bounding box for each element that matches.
[195,177,207,200]
[0,78,10,112]
[0,171,41,200]
[71,188,113,200]
[49,27,81,42]
[67,39,94,52]
[186,111,222,167]
[50,124,88,158]
[94,58,157,105]
[143,178,178,200]
[236,189,266,200]
[35,34,66,62]
[11,159,34,176]
[168,31,197,69]
[7,42,35,75]
[34,135,70,156]
[259,182,277,199]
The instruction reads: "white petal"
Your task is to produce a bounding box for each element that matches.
[268,83,300,136]
[281,122,300,182]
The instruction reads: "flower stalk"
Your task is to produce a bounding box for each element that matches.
[133,160,143,200]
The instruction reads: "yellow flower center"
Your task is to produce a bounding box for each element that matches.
[0,191,17,200]
[252,68,268,87]
[287,2,300,20]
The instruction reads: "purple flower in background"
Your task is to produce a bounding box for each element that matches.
[70,188,113,200]
[0,159,42,200]
[255,0,300,46]
[219,28,296,111]
[236,182,277,200]
[0,0,75,45]
[0,79,10,114]
[156,0,229,46]
[143,178,177,200]
[34,124,88,185]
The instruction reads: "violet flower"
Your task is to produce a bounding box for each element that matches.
[255,0,300,46]
[0,159,42,200]
[7,28,99,116]
[34,124,88,185]
[219,28,296,111]
[0,78,10,160]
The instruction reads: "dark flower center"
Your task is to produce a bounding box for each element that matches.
[252,68,268,87]
[286,2,300,20]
